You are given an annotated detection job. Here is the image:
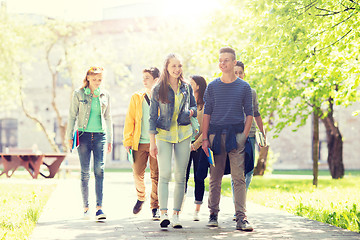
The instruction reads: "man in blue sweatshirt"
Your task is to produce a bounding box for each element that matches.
[202,47,254,231]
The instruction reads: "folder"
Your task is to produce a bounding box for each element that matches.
[207,147,215,167]
[128,149,134,164]
[71,129,79,152]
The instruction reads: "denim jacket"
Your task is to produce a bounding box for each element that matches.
[149,81,197,134]
[66,88,113,143]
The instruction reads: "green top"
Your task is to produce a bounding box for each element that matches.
[80,96,103,133]
[139,97,150,144]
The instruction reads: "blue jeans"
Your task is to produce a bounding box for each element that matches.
[185,147,205,204]
[156,137,191,211]
[78,132,106,208]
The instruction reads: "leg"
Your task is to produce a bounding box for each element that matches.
[228,132,247,220]
[185,153,193,194]
[147,144,159,210]
[77,132,92,209]
[208,134,227,215]
[132,144,150,202]
[156,139,173,212]
[192,148,204,205]
[93,133,106,209]
[245,137,256,191]
[173,137,191,212]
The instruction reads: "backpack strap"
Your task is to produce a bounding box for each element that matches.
[144,94,150,106]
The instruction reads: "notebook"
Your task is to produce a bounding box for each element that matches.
[207,147,215,167]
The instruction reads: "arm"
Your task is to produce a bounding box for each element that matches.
[104,93,113,152]
[188,84,197,117]
[149,133,158,158]
[243,115,253,138]
[192,108,204,150]
[255,116,265,135]
[123,94,137,152]
[66,91,79,150]
[201,113,211,157]
[149,86,159,158]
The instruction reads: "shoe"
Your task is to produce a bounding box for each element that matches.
[95,209,106,221]
[233,214,236,221]
[172,214,182,228]
[83,210,90,220]
[193,211,200,221]
[236,218,253,231]
[206,213,218,227]
[160,213,170,228]
[133,200,144,214]
[152,208,160,221]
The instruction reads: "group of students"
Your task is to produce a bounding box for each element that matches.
[66,46,265,232]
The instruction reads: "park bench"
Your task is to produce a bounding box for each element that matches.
[0,152,67,179]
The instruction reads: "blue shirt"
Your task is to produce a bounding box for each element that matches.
[204,77,253,125]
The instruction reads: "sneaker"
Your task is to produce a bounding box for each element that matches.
[133,200,144,214]
[160,213,170,228]
[172,214,182,228]
[206,214,218,227]
[95,209,106,221]
[233,214,236,221]
[152,208,161,221]
[236,218,253,231]
[83,210,90,220]
[193,211,200,221]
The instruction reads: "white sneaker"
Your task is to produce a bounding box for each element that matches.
[172,214,182,228]
[160,213,170,228]
[83,210,90,220]
[193,211,200,221]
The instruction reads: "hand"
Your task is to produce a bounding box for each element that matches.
[189,109,194,117]
[150,143,158,158]
[191,144,196,151]
[125,146,131,154]
[107,143,112,153]
[202,139,209,157]
[68,140,73,150]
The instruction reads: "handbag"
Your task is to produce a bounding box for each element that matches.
[191,116,200,138]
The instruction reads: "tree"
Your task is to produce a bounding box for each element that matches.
[18,19,127,152]
[191,0,360,179]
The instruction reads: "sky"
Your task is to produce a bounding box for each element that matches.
[5,0,221,22]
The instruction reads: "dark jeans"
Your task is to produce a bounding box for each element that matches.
[185,147,205,204]
[78,132,106,208]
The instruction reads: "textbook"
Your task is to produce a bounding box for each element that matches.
[71,129,79,152]
[207,147,215,167]
[128,149,134,164]
[256,131,266,147]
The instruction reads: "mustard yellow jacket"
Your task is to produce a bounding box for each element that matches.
[123,90,148,151]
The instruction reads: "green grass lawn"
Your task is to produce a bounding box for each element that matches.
[0,181,56,240]
[215,175,360,233]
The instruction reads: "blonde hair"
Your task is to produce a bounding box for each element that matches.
[82,66,104,89]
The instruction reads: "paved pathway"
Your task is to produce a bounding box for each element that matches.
[31,172,360,240]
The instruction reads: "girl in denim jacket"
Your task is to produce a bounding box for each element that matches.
[66,66,113,221]
[149,54,197,229]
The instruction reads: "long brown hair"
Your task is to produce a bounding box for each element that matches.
[158,53,184,103]
[81,66,104,89]
[190,75,207,110]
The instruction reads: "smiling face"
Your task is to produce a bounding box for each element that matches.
[219,52,236,74]
[167,57,182,80]
[87,73,103,90]
[234,65,245,80]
